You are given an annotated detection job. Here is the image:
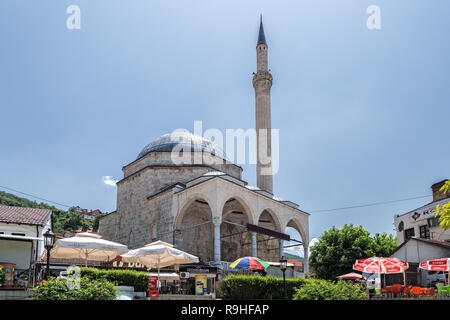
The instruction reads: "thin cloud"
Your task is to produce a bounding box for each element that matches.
[102,176,118,187]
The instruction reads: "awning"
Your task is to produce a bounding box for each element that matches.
[0,234,43,241]
[267,262,295,267]
[148,272,180,280]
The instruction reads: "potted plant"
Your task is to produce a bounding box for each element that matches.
[0,266,5,287]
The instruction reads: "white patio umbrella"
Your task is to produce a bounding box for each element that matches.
[49,232,128,266]
[120,240,199,291]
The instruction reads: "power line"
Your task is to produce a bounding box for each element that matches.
[0,183,435,216]
[0,185,72,208]
[309,195,432,214]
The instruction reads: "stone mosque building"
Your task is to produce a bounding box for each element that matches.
[99,18,310,272]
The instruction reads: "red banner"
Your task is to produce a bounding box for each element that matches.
[147,276,159,298]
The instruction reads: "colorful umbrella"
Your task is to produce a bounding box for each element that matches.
[419,258,450,285]
[230,257,270,270]
[353,257,409,274]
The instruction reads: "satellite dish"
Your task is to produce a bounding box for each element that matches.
[398,221,404,232]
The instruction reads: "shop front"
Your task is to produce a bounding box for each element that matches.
[0,205,52,293]
[178,265,218,297]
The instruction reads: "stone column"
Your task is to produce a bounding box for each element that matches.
[213,218,222,263]
[279,239,284,259]
[303,244,309,275]
[251,232,257,257]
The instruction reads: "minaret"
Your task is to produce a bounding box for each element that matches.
[253,15,273,193]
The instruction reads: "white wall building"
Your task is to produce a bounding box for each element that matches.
[394,180,450,245]
[0,205,52,288]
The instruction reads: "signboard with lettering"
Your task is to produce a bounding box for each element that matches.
[408,198,449,223]
[179,265,218,274]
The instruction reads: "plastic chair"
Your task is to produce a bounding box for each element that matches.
[436,283,446,296]
[381,287,392,298]
[441,285,450,296]
[391,284,402,296]
[411,287,422,298]
[380,287,391,295]
[402,286,412,298]
[424,287,435,297]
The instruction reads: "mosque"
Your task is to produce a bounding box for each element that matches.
[99,18,310,272]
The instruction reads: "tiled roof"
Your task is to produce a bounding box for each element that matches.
[0,205,51,226]
[287,259,303,267]
[415,238,450,248]
[391,237,450,256]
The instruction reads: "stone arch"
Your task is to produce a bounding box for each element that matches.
[256,208,282,261]
[284,217,309,274]
[284,217,308,246]
[174,195,214,262]
[220,197,254,261]
[174,193,212,229]
[256,208,282,232]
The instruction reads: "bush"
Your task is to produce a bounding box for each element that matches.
[217,275,308,299]
[218,275,367,300]
[0,266,4,286]
[33,277,117,300]
[293,279,367,300]
[79,267,149,292]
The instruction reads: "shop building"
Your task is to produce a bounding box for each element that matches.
[388,179,450,287]
[389,238,450,286]
[0,205,52,292]
[394,179,450,245]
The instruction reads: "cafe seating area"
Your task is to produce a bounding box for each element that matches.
[373,283,450,299]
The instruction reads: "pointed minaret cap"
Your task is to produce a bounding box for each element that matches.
[257,14,267,45]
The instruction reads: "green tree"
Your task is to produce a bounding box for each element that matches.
[371,232,397,256]
[92,213,106,230]
[309,224,397,280]
[435,181,450,230]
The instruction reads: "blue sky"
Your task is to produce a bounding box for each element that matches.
[0,1,449,246]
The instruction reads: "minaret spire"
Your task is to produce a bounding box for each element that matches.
[253,16,273,193]
[258,14,267,45]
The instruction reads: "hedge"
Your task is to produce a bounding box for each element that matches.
[293,279,367,300]
[217,275,367,300]
[79,267,149,292]
[33,277,117,300]
[217,275,308,299]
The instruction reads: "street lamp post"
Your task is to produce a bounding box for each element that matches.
[43,229,56,281]
[280,256,287,299]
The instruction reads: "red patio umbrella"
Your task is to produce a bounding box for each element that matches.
[419,258,450,285]
[353,257,409,286]
[337,272,363,280]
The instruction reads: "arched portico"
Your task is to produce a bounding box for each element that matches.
[220,197,253,261]
[284,218,309,274]
[174,197,214,262]
[256,208,282,261]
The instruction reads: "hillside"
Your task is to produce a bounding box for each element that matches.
[0,191,104,235]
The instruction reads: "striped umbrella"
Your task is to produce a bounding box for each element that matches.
[353,257,409,274]
[419,258,450,285]
[230,257,270,270]
[353,257,409,287]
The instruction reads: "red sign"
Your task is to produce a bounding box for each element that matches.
[147,276,159,298]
